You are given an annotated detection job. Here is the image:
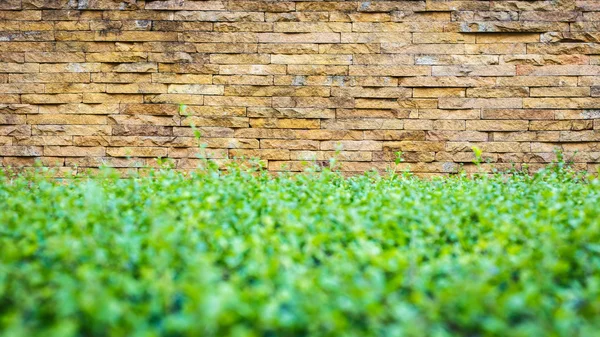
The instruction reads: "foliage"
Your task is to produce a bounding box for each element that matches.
[0,161,599,337]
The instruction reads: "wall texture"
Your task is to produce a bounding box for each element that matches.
[1,0,600,176]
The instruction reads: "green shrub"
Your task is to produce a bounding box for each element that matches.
[0,163,599,337]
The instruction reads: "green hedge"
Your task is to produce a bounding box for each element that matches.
[1,164,599,337]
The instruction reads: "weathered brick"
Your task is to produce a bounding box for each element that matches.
[349,66,429,76]
[413,88,466,98]
[44,146,104,157]
[466,120,529,131]
[523,98,600,109]
[27,114,106,125]
[261,139,319,150]
[250,118,320,129]
[272,54,352,65]
[440,98,523,109]
[466,87,529,98]
[120,104,179,116]
[258,33,340,43]
[530,87,591,97]
[432,65,515,77]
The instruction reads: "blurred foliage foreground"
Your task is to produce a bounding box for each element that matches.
[1,158,600,337]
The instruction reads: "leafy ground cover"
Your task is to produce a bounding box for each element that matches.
[1,161,599,337]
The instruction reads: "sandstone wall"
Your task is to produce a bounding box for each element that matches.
[1,0,600,176]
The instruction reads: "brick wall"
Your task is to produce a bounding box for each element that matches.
[1,0,600,176]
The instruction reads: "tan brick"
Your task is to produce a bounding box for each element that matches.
[107,147,168,158]
[16,136,72,146]
[261,139,319,150]
[353,54,413,65]
[258,33,340,43]
[10,73,91,83]
[337,108,410,119]
[22,94,82,104]
[383,141,445,152]
[106,83,167,94]
[39,63,103,73]
[404,119,433,131]
[440,98,522,109]
[0,84,44,94]
[120,104,179,116]
[530,87,591,97]
[28,114,106,125]
[322,118,403,130]
[250,118,320,129]
[426,131,488,142]
[413,33,476,44]
[92,73,151,83]
[38,104,119,115]
[399,76,495,87]
[432,65,515,77]
[0,145,42,156]
[319,43,380,54]
[321,140,382,151]
[466,120,529,131]
[272,54,352,65]
[497,76,577,87]
[112,125,172,137]
[174,11,263,22]
[214,22,274,32]
[146,1,225,10]
[482,109,555,120]
[167,84,224,95]
[349,66,429,76]
[219,64,286,75]
[460,21,569,33]
[168,148,228,159]
[523,98,600,109]
[248,107,334,119]
[341,32,411,43]
[86,52,147,63]
[210,54,271,65]
[517,65,600,76]
[0,94,20,103]
[419,109,480,120]
[290,150,371,162]
[413,88,465,98]
[476,33,540,43]
[258,43,319,54]
[32,125,111,136]
[287,65,348,76]
[447,142,529,153]
[108,115,179,126]
[44,146,105,157]
[205,96,271,107]
[434,120,466,131]
[213,75,272,86]
[225,85,329,97]
[182,106,246,117]
[382,43,465,54]
[144,93,203,105]
[466,87,529,98]
[464,43,526,55]
[333,87,411,98]
[415,55,498,65]
[274,22,351,33]
[0,114,26,125]
[501,54,589,66]
[530,121,573,131]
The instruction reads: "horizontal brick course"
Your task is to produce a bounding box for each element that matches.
[0,0,599,175]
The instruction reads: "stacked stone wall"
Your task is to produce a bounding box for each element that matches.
[1,0,599,175]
